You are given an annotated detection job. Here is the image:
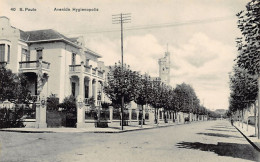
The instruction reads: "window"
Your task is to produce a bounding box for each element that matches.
[72,53,76,65]
[21,48,29,61]
[7,45,10,62]
[36,49,42,60]
[0,44,5,62]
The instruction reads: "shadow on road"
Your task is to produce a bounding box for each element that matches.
[176,142,259,161]
[197,132,242,138]
[206,129,237,132]
[211,126,233,129]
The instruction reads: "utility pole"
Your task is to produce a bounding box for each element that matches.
[112,13,131,130]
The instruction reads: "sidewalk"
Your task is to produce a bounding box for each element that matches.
[0,122,177,133]
[233,121,260,152]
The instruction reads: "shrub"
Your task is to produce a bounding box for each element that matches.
[47,94,59,111]
[0,106,25,128]
[58,95,76,113]
[101,102,111,109]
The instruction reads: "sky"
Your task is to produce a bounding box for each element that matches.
[0,0,249,110]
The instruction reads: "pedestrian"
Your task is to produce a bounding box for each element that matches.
[231,118,233,126]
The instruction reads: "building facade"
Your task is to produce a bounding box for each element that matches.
[0,16,106,106]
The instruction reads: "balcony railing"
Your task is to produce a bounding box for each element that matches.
[69,65,104,79]
[84,66,91,73]
[19,61,50,70]
[69,65,81,72]
[92,68,96,75]
[98,70,103,78]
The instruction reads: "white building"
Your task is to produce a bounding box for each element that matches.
[0,16,106,105]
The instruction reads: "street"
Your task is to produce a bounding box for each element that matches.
[0,120,259,162]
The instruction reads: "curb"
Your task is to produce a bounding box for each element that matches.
[233,125,260,152]
[0,124,177,134]
[0,130,54,133]
[0,121,206,134]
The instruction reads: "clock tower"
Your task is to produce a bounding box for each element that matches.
[158,51,170,84]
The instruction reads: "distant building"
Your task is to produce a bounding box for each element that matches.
[158,51,170,84]
[214,109,227,115]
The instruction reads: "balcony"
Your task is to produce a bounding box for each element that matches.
[69,65,81,73]
[69,64,104,80]
[84,66,91,74]
[19,61,50,73]
[92,68,96,75]
[97,70,104,78]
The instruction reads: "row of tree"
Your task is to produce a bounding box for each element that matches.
[104,62,210,126]
[229,0,260,137]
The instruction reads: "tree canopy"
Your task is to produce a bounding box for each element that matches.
[0,67,31,103]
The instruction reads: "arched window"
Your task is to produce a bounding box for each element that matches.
[0,44,5,62]
[7,45,10,62]
[0,41,11,63]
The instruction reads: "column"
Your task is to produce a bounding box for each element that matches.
[38,95,47,128]
[35,102,40,128]
[93,80,98,106]
[100,82,104,101]
[76,95,85,128]
[79,62,84,98]
[129,108,132,123]
[77,62,85,128]
[88,78,93,98]
[109,106,113,123]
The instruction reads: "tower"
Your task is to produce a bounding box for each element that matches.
[158,51,170,84]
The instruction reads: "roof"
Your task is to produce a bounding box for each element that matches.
[85,48,102,58]
[18,28,102,57]
[19,29,81,48]
[19,30,29,41]
[25,29,71,42]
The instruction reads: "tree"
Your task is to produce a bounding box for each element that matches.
[104,62,140,129]
[174,83,197,113]
[134,74,153,127]
[148,78,163,124]
[160,84,174,123]
[0,67,31,103]
[0,66,31,128]
[236,0,260,139]
[229,66,258,130]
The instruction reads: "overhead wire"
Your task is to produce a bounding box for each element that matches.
[64,15,236,35]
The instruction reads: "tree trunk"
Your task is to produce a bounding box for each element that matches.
[154,108,157,124]
[157,109,159,126]
[257,74,260,139]
[121,96,124,130]
[238,110,240,127]
[141,105,143,128]
[242,109,244,129]
[246,104,248,132]
[254,102,257,137]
